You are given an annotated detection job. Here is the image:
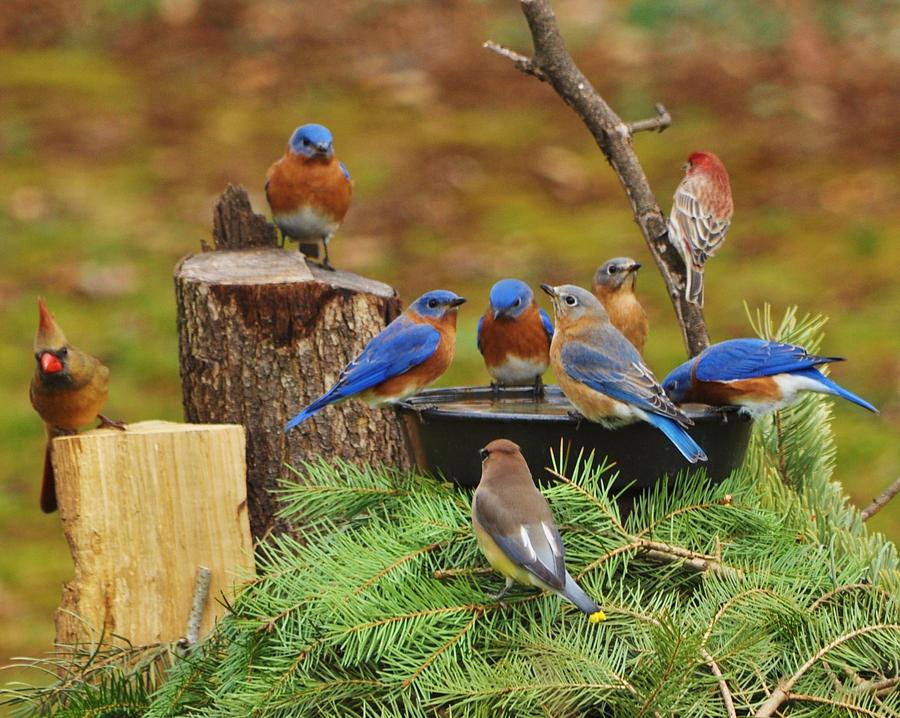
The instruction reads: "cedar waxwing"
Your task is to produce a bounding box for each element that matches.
[472,438,605,622]
[30,298,124,512]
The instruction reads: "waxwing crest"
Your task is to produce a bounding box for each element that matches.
[35,297,68,351]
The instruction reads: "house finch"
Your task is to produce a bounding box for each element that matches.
[667,151,733,307]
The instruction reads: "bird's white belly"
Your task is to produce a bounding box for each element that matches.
[773,373,825,406]
[489,356,548,385]
[274,207,337,241]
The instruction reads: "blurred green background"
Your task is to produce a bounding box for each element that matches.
[1,0,898,698]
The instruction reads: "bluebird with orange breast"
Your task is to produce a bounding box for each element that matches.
[477,279,553,392]
[265,123,352,270]
[592,257,648,354]
[668,151,733,307]
[662,338,878,418]
[541,284,706,464]
[285,290,465,430]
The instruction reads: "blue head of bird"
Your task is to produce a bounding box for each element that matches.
[593,257,641,293]
[661,361,692,404]
[540,284,607,327]
[289,124,335,159]
[409,290,467,320]
[489,279,534,320]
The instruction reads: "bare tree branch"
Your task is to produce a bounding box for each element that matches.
[483,41,546,80]
[627,103,672,135]
[861,476,900,522]
[486,0,710,355]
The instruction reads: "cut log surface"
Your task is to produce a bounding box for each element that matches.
[52,420,253,647]
[176,247,411,539]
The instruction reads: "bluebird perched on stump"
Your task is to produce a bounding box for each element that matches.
[477,279,553,394]
[541,284,707,464]
[285,290,465,430]
[667,151,733,307]
[265,123,352,270]
[592,257,648,355]
[662,338,878,417]
[473,439,606,622]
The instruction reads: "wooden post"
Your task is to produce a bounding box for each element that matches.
[52,421,253,648]
[176,186,411,539]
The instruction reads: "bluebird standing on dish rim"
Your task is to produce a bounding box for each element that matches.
[662,338,878,418]
[285,290,466,430]
[541,284,707,464]
[667,151,733,307]
[591,257,648,355]
[266,123,352,270]
[477,279,553,393]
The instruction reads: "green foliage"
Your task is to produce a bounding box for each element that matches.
[4,309,899,716]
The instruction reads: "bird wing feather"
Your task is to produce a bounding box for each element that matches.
[562,338,687,423]
[474,492,565,590]
[671,180,730,262]
[539,309,554,340]
[695,339,839,382]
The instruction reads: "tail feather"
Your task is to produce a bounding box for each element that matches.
[646,413,708,464]
[559,572,601,617]
[685,264,705,307]
[285,389,344,432]
[799,368,878,414]
[40,441,57,513]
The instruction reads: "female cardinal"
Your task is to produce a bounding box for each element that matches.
[29,298,124,512]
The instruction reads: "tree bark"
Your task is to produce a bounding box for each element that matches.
[176,239,410,540]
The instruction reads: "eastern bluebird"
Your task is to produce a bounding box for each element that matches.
[477,279,553,392]
[265,123,352,271]
[473,439,605,622]
[285,290,466,430]
[541,284,707,464]
[591,257,648,354]
[662,338,878,417]
[667,151,733,307]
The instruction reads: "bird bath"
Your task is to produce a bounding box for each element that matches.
[397,386,752,499]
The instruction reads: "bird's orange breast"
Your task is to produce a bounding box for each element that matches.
[684,376,781,405]
[30,359,109,430]
[266,153,352,220]
[479,307,550,369]
[593,286,648,354]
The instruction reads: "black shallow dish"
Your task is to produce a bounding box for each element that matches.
[397,386,752,494]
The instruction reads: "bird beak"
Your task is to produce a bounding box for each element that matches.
[540,284,557,298]
[40,352,63,374]
[448,297,466,308]
[316,143,332,155]
[628,262,641,273]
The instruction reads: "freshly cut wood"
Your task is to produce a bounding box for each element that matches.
[175,245,411,539]
[52,420,253,647]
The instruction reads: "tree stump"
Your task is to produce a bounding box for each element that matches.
[53,421,253,647]
[176,191,410,538]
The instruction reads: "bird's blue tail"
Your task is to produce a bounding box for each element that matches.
[560,572,602,617]
[798,368,878,414]
[646,413,708,463]
[285,387,346,431]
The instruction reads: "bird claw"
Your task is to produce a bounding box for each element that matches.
[532,376,544,399]
[567,410,584,430]
[97,414,127,431]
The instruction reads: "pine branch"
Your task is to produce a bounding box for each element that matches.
[754,624,900,716]
[861,477,900,522]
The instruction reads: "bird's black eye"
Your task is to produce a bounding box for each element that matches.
[302,138,310,146]
[514,298,521,306]
[58,347,68,357]
[564,295,577,307]
[607,265,618,274]
[479,448,489,461]
[427,299,438,309]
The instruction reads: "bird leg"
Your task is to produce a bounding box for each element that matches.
[320,237,335,271]
[490,381,500,399]
[488,577,514,603]
[276,228,286,248]
[97,414,127,431]
[567,410,584,430]
[532,375,544,399]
